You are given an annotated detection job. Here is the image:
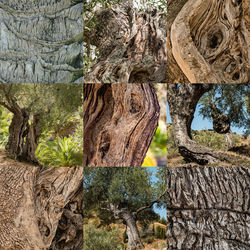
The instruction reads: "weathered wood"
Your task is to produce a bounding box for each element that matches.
[0,0,83,83]
[84,83,160,167]
[167,166,250,249]
[167,0,249,83]
[0,165,83,249]
[167,84,247,165]
[84,3,166,83]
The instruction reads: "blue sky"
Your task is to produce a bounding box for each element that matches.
[167,103,245,135]
[146,167,166,219]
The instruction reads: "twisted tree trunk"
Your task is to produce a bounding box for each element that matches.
[84,3,166,83]
[167,84,246,165]
[167,0,249,83]
[0,164,83,249]
[0,0,83,83]
[84,83,160,167]
[167,166,250,249]
[5,104,41,163]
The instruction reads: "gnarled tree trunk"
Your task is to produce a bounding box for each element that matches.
[5,104,41,163]
[168,0,249,83]
[167,84,244,165]
[167,166,250,249]
[109,204,144,250]
[0,164,83,249]
[84,3,166,83]
[0,0,83,83]
[84,83,160,166]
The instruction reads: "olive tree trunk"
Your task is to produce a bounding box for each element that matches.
[0,0,83,83]
[167,84,244,165]
[84,2,166,83]
[0,165,83,249]
[167,0,249,83]
[5,103,41,164]
[109,204,144,250]
[84,83,160,166]
[167,166,250,249]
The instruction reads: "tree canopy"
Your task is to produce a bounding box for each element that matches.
[198,84,250,134]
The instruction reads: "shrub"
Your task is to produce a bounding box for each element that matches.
[84,224,124,250]
[159,218,167,225]
[36,136,83,167]
[155,226,166,239]
[144,236,154,244]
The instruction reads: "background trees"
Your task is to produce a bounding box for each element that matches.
[167,83,250,165]
[83,167,166,249]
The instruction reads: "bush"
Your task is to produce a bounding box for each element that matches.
[36,136,83,167]
[154,226,166,239]
[0,107,12,148]
[144,236,154,244]
[159,218,167,225]
[123,230,128,243]
[84,224,124,250]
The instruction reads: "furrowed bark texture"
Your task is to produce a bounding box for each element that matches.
[84,4,166,83]
[0,165,83,249]
[168,0,249,83]
[84,83,160,166]
[167,84,246,165]
[110,204,144,250]
[0,0,83,83]
[167,166,250,250]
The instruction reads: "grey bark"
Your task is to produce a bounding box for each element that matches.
[167,166,250,250]
[0,165,83,249]
[110,204,144,250]
[167,84,248,165]
[84,3,166,83]
[0,0,83,83]
[84,83,160,167]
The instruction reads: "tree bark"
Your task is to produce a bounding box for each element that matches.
[109,204,144,250]
[0,164,83,249]
[5,104,41,163]
[0,1,83,83]
[84,83,160,166]
[167,84,246,165]
[167,166,250,249]
[84,3,166,83]
[167,0,249,83]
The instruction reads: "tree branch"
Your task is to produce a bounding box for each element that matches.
[135,188,167,215]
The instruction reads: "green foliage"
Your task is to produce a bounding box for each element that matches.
[122,230,128,243]
[159,217,167,225]
[84,224,124,250]
[84,168,158,224]
[154,226,166,239]
[150,121,167,157]
[0,107,12,148]
[143,236,154,244]
[198,84,250,134]
[35,136,83,167]
[193,130,240,151]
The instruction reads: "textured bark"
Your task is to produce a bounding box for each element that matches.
[167,0,249,83]
[167,166,250,250]
[167,84,245,165]
[84,3,166,83]
[84,83,160,166]
[0,165,83,249]
[5,104,41,163]
[110,204,144,250]
[0,0,83,83]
